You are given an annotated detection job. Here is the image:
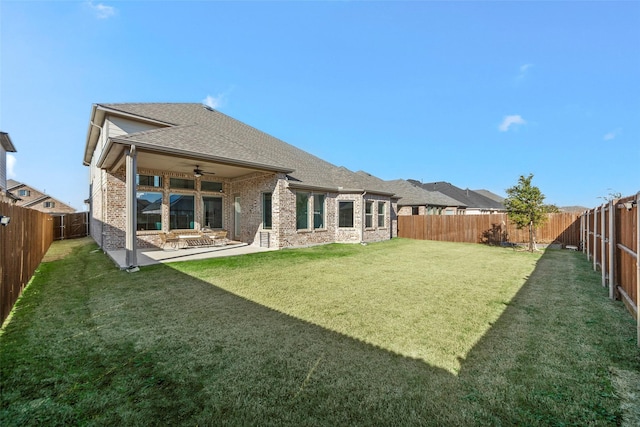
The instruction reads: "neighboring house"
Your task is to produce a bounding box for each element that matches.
[353,172,464,215]
[408,180,506,215]
[7,180,76,214]
[0,131,18,203]
[82,103,398,263]
[473,189,505,204]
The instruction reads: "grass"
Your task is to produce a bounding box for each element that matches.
[1,238,639,426]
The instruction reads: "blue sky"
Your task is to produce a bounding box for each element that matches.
[1,1,638,211]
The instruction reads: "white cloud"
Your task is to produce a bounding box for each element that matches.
[520,63,533,74]
[603,128,622,141]
[6,154,16,178]
[514,63,533,84]
[203,94,224,109]
[87,1,116,19]
[498,115,527,132]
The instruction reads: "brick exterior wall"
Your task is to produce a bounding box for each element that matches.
[90,164,397,251]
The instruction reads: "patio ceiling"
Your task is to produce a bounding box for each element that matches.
[99,142,291,179]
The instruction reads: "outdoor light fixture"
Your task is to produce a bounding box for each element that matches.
[623,201,636,211]
[0,216,10,226]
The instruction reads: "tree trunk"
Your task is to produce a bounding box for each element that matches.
[529,221,534,252]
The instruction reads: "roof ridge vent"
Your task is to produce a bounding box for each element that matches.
[203,104,214,111]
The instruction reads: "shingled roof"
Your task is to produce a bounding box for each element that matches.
[85,103,394,196]
[353,172,464,207]
[408,180,505,210]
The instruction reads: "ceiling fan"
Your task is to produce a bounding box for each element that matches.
[193,165,215,177]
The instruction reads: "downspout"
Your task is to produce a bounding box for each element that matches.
[89,120,104,248]
[360,191,367,244]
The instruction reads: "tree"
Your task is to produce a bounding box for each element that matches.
[504,174,547,251]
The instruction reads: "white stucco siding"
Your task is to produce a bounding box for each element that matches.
[106,116,161,138]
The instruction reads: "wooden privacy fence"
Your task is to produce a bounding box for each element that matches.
[53,211,89,240]
[581,192,639,346]
[397,212,581,246]
[0,201,54,325]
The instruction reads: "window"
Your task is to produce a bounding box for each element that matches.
[365,201,373,228]
[412,206,419,215]
[262,193,272,229]
[201,181,223,192]
[296,192,309,229]
[170,178,195,190]
[202,196,223,229]
[137,174,162,188]
[169,194,195,229]
[44,201,56,208]
[313,194,325,229]
[338,201,354,228]
[18,189,30,197]
[378,202,386,227]
[137,192,162,231]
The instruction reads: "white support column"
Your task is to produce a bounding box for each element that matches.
[608,200,615,299]
[125,146,138,268]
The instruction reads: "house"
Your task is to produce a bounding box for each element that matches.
[7,180,76,214]
[0,132,18,203]
[353,172,464,215]
[408,180,505,215]
[473,189,505,204]
[83,103,398,265]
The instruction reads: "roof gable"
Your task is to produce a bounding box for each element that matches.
[86,103,396,195]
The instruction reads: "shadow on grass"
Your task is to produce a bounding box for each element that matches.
[1,242,639,426]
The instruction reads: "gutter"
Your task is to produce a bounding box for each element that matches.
[100,137,296,175]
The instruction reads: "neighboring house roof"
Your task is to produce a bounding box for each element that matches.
[353,172,464,207]
[560,206,588,213]
[473,189,505,203]
[408,180,505,211]
[0,132,17,152]
[85,103,395,196]
[7,180,76,212]
[7,179,22,191]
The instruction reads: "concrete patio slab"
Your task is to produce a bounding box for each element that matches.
[106,243,278,269]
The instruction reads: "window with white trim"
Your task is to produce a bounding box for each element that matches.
[365,201,373,228]
[378,202,386,227]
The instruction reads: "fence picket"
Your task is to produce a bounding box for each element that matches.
[0,201,54,325]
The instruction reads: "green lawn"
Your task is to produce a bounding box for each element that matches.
[1,238,639,426]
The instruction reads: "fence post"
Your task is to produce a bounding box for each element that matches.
[593,207,598,270]
[601,204,607,287]
[580,213,585,253]
[608,200,615,299]
[586,210,591,260]
[636,192,640,347]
